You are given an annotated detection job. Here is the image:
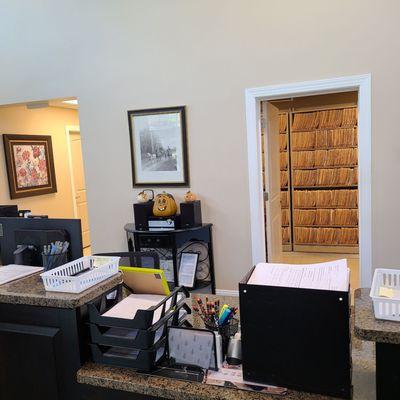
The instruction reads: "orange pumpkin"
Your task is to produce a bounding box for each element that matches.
[153,192,178,217]
[184,190,197,202]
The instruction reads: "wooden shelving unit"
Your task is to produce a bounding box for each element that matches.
[279,113,292,251]
[289,106,359,253]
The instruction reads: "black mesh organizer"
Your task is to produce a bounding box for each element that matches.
[88,285,191,371]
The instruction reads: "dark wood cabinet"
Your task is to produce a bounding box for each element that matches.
[0,302,83,400]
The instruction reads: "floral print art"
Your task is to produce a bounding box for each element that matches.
[13,144,49,188]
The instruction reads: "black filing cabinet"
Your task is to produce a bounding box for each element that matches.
[239,267,352,399]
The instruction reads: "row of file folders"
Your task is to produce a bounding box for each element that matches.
[282,208,358,227]
[280,128,358,151]
[280,189,358,209]
[280,148,358,170]
[291,108,357,131]
[281,168,358,187]
[282,227,358,245]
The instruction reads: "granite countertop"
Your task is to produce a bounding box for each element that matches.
[78,362,338,400]
[78,294,340,400]
[354,287,400,344]
[0,272,122,308]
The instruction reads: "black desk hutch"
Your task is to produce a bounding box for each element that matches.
[124,223,215,294]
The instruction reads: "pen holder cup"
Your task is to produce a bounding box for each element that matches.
[205,318,239,356]
[42,251,68,272]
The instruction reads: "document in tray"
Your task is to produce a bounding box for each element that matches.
[102,294,172,324]
[0,265,43,285]
[248,259,349,292]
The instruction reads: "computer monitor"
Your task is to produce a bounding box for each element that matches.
[0,217,83,266]
[0,205,18,217]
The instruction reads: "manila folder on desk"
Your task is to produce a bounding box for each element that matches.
[247,259,350,291]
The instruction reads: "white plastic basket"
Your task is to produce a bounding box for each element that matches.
[40,256,120,294]
[370,268,400,321]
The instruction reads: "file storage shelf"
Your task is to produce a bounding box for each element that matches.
[277,105,359,253]
[279,113,292,250]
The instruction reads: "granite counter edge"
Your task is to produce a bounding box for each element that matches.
[0,274,122,309]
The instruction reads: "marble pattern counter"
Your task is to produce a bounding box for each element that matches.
[78,362,339,400]
[78,294,342,399]
[354,287,400,344]
[0,271,122,308]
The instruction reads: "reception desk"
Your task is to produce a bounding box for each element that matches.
[0,271,122,400]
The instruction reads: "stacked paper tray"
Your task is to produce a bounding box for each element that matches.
[88,285,190,371]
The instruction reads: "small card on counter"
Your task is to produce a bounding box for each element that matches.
[205,362,287,395]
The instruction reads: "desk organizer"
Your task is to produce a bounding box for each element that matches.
[88,285,190,371]
[40,256,120,293]
[90,337,167,372]
[239,266,352,399]
[370,268,400,321]
[88,285,189,330]
[89,305,189,349]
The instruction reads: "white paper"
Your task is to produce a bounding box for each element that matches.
[247,259,349,292]
[178,253,198,287]
[207,367,280,389]
[102,293,183,324]
[102,294,166,324]
[0,265,43,285]
[160,259,174,283]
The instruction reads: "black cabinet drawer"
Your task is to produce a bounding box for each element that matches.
[138,235,173,248]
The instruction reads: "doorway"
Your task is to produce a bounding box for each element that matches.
[66,126,91,255]
[246,75,372,288]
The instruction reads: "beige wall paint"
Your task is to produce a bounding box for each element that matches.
[0,0,398,289]
[0,105,79,218]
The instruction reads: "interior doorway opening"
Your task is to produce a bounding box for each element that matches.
[261,92,360,289]
[262,92,360,288]
[0,96,91,255]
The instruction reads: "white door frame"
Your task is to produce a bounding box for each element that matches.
[65,125,80,218]
[245,74,372,287]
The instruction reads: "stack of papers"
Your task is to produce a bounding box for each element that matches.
[0,265,43,285]
[102,293,185,324]
[248,259,349,292]
[102,294,165,323]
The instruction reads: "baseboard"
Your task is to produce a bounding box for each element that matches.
[215,289,239,297]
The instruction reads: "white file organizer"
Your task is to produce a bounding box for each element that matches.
[370,268,400,321]
[40,256,120,293]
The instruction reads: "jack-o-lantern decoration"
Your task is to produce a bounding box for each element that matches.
[184,190,197,202]
[137,189,154,203]
[153,192,178,217]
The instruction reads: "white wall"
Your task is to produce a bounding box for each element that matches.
[0,0,399,289]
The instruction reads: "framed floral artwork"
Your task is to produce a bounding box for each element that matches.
[3,134,57,199]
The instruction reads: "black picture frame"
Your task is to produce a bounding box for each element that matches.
[128,106,189,187]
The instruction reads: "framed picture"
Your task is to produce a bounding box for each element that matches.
[128,106,189,187]
[2,134,57,199]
